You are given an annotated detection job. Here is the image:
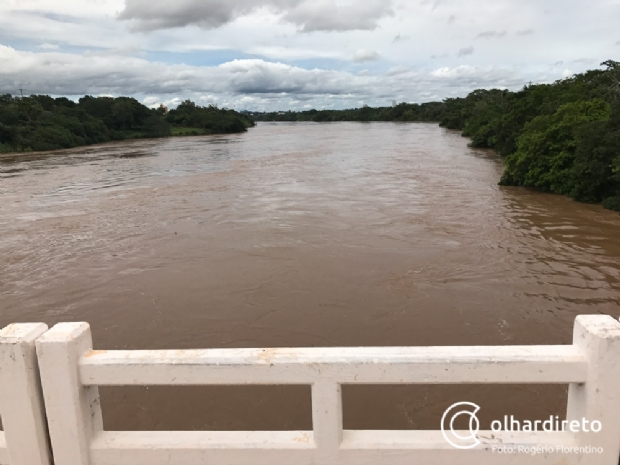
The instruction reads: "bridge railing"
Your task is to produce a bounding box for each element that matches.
[1,315,619,465]
[0,324,52,465]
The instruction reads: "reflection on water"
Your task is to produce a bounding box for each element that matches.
[1,122,619,431]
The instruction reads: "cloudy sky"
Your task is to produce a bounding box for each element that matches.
[1,0,619,111]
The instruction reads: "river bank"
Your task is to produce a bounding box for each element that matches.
[253,61,620,213]
[0,95,254,154]
[0,131,249,161]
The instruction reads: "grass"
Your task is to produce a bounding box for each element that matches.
[120,130,147,139]
[170,127,208,137]
[119,128,210,139]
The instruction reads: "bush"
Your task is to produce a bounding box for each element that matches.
[29,126,78,151]
[602,196,620,212]
[0,142,13,153]
[142,115,171,138]
[500,100,611,194]
[570,120,620,202]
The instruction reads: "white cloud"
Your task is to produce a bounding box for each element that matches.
[386,66,409,76]
[353,49,380,63]
[457,46,474,57]
[118,0,291,31]
[571,58,597,64]
[0,45,534,110]
[284,0,394,33]
[516,29,535,36]
[0,0,124,17]
[0,0,617,110]
[392,33,410,43]
[476,31,507,39]
[119,0,394,32]
[431,65,479,78]
[0,45,364,97]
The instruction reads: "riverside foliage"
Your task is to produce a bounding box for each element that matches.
[0,96,254,154]
[254,60,620,211]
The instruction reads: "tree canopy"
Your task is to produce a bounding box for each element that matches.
[0,96,254,154]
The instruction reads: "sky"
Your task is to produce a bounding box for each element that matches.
[0,0,619,111]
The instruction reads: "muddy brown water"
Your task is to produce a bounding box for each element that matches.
[1,122,619,432]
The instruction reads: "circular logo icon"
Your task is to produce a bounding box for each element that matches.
[441,402,481,449]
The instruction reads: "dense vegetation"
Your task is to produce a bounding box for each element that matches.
[250,102,445,123]
[254,60,620,211]
[440,60,620,212]
[0,96,254,153]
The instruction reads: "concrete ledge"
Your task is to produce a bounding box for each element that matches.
[88,430,580,465]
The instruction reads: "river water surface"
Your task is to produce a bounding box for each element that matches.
[1,122,619,431]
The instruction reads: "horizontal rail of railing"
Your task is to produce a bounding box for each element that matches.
[79,345,588,385]
[1,315,620,465]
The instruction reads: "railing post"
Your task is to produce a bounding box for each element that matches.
[36,323,103,465]
[312,379,343,458]
[0,323,52,465]
[567,315,620,465]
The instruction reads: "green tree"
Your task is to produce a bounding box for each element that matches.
[500,99,611,193]
[111,100,135,131]
[142,115,171,138]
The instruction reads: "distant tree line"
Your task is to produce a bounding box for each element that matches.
[0,96,254,154]
[250,102,445,123]
[253,60,620,212]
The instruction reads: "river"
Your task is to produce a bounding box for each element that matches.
[1,122,619,431]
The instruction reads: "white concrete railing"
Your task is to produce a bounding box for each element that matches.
[0,315,619,465]
[0,324,52,465]
[36,315,620,465]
